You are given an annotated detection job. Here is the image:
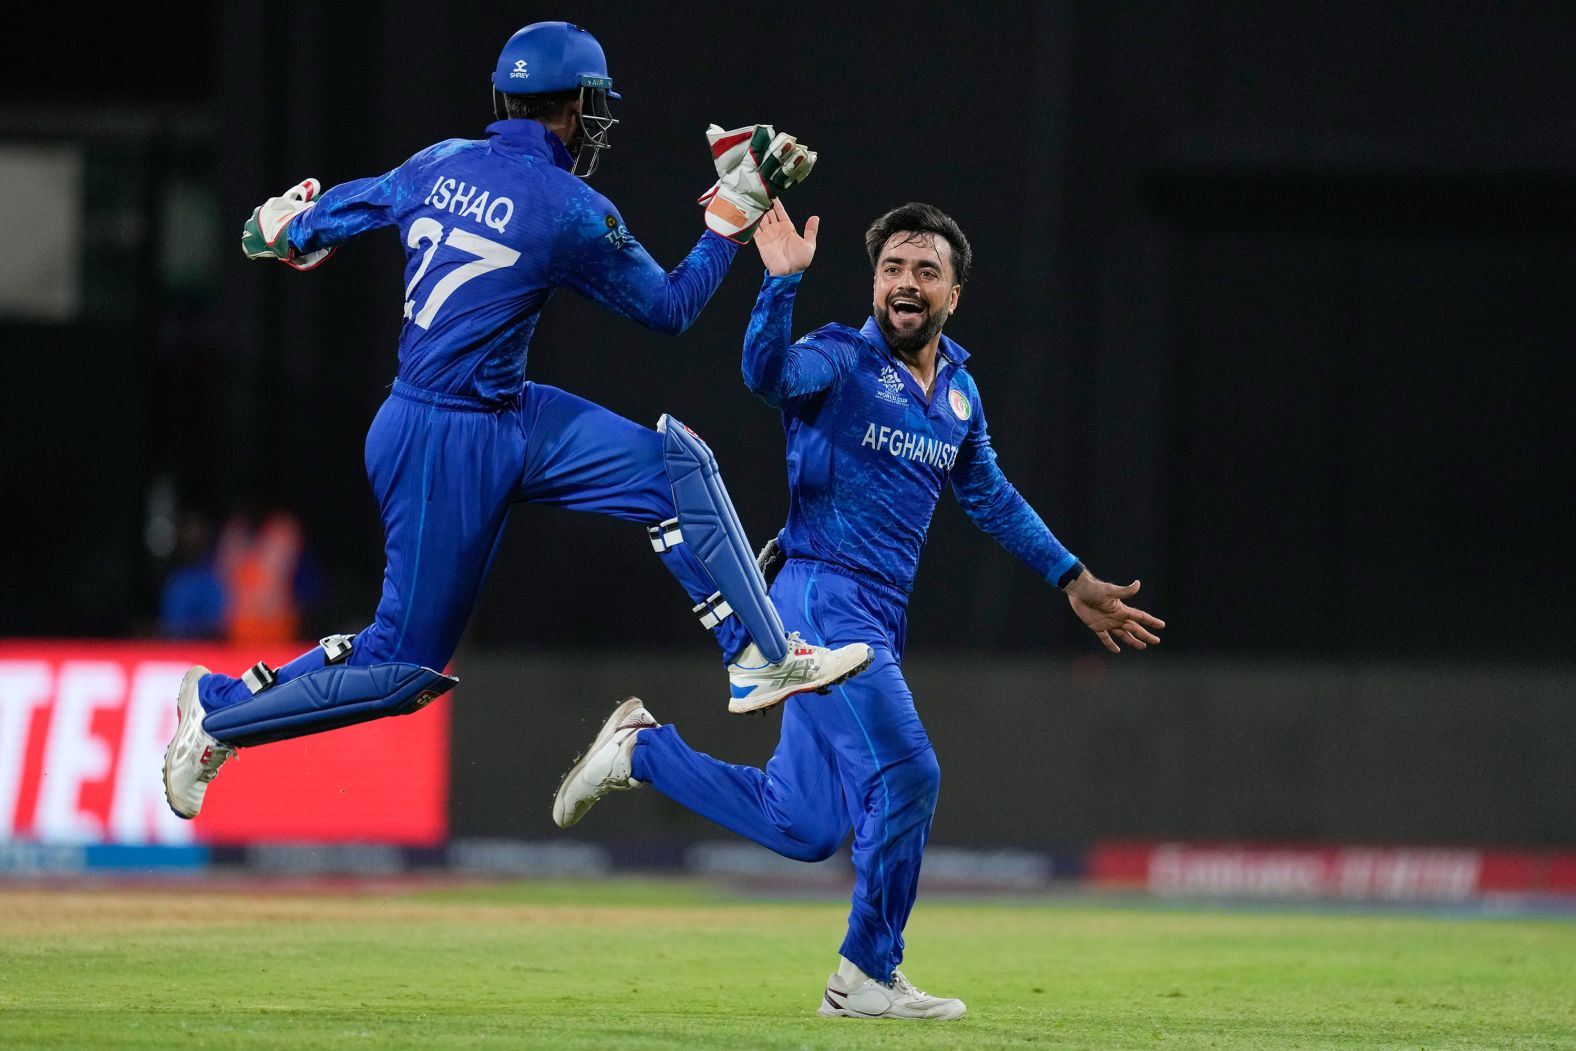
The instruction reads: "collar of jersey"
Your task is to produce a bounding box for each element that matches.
[485,119,575,172]
[858,317,971,408]
[858,317,971,365]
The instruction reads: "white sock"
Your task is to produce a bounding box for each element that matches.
[837,956,870,985]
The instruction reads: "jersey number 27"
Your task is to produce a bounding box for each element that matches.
[402,217,520,329]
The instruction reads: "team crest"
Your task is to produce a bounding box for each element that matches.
[948,386,971,420]
[876,365,906,405]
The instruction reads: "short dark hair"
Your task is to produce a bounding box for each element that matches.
[500,89,578,122]
[864,202,972,287]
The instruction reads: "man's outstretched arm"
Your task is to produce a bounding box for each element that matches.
[242,158,416,271]
[288,167,404,252]
[554,190,740,335]
[555,125,816,335]
[951,390,1165,652]
[740,201,854,405]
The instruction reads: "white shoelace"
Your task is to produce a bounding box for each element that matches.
[890,971,930,999]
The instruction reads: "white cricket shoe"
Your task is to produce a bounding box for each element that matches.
[727,632,873,714]
[818,968,967,1021]
[552,697,659,828]
[162,665,236,820]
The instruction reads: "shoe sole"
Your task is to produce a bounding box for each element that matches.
[817,987,966,1021]
[816,1006,967,1021]
[728,646,875,715]
[162,665,210,821]
[552,696,648,828]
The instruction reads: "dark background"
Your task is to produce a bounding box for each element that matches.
[4,2,1573,656]
[1,3,1572,845]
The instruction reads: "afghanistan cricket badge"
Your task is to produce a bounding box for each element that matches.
[948,386,972,421]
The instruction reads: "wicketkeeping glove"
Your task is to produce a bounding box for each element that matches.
[241,178,335,270]
[755,534,786,587]
[699,124,817,243]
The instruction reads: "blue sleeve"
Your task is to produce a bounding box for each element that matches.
[552,186,738,335]
[741,271,859,408]
[950,379,1080,585]
[287,168,402,253]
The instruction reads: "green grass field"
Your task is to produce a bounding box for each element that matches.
[1,877,1573,1049]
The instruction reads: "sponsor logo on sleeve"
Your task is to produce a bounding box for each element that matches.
[603,214,633,250]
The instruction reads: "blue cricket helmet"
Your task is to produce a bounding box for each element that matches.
[491,21,620,177]
[492,21,620,99]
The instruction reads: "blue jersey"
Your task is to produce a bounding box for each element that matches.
[287,120,739,403]
[743,271,1078,595]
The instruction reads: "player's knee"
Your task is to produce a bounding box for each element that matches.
[895,749,942,813]
[344,626,394,666]
[771,812,845,863]
[349,623,453,673]
[784,831,843,864]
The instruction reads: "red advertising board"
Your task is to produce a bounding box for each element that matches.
[1091,841,1576,900]
[0,641,449,847]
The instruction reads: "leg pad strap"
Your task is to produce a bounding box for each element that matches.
[693,591,733,629]
[647,517,683,553]
[241,662,278,694]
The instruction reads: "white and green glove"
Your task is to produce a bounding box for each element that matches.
[241,178,335,270]
[698,124,816,243]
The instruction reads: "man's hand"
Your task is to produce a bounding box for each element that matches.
[754,200,818,276]
[699,124,816,243]
[1064,571,1166,653]
[241,178,334,270]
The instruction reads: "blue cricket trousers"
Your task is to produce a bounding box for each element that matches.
[201,380,746,711]
[632,557,940,983]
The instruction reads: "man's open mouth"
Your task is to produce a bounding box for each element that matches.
[889,298,925,317]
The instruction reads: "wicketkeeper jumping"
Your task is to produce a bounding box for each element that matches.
[163,20,871,820]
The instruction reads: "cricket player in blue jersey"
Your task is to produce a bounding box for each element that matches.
[554,200,1166,1020]
[162,22,873,820]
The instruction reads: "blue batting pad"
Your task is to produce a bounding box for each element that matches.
[202,662,457,748]
[660,415,787,664]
